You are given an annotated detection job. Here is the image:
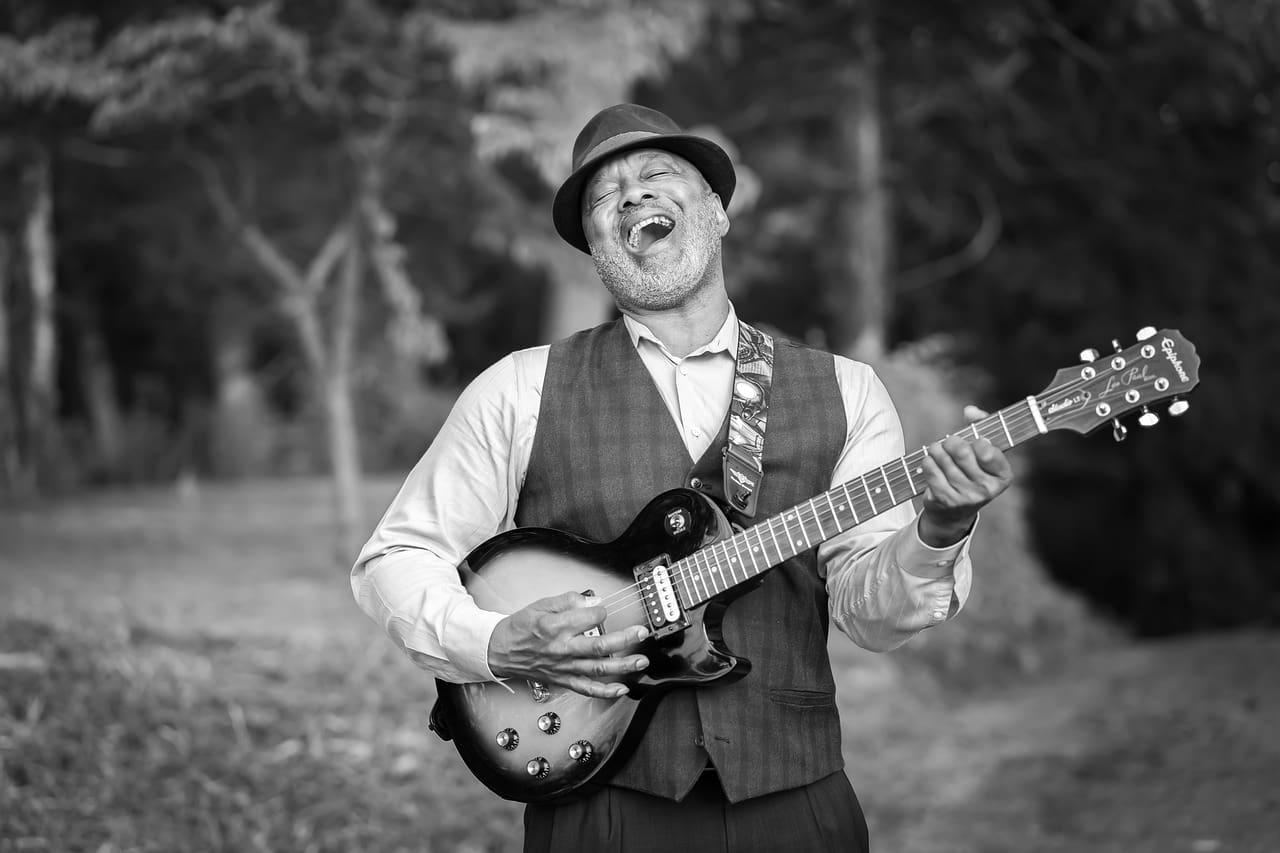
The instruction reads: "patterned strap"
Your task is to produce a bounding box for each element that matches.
[723,319,774,518]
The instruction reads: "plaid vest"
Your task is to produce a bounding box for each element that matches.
[515,319,846,803]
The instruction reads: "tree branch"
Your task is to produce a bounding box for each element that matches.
[896,183,1003,293]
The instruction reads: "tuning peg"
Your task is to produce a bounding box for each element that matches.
[1168,399,1190,417]
[1112,419,1128,442]
[1079,348,1099,363]
[1111,339,1123,353]
[1136,326,1157,341]
[1138,406,1160,427]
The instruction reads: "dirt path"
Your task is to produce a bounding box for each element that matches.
[858,632,1280,853]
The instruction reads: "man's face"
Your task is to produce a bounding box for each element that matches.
[581,148,729,312]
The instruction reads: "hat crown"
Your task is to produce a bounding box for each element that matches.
[571,104,683,171]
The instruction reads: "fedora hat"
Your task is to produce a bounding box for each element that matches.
[552,103,737,253]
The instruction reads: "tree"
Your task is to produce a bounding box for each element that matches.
[87,0,460,555]
[0,14,114,493]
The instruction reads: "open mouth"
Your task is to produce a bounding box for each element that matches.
[626,215,675,252]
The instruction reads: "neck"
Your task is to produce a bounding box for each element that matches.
[622,286,730,357]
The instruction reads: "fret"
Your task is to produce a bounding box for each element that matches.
[970,422,981,440]
[811,499,828,540]
[745,528,765,571]
[823,492,843,534]
[699,548,716,595]
[687,553,706,601]
[879,465,896,504]
[766,516,785,564]
[782,509,804,553]
[861,476,877,514]
[900,457,917,494]
[840,483,860,525]
[996,410,1013,447]
[718,540,739,585]
[798,507,814,550]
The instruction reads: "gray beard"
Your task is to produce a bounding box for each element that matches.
[590,193,722,312]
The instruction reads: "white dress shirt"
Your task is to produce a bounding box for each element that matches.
[352,305,973,684]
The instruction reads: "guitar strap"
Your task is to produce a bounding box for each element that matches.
[722,319,775,518]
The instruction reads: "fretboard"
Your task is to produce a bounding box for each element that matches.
[671,396,1049,607]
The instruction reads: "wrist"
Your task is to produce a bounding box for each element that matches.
[917,509,976,548]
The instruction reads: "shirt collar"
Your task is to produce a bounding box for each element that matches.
[623,303,739,361]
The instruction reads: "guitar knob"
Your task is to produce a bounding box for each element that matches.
[568,740,595,763]
[1136,326,1157,341]
[526,757,551,778]
[1168,399,1190,416]
[537,713,561,735]
[1138,406,1160,427]
[495,728,520,751]
[1079,348,1099,363]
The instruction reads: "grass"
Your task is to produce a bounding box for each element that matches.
[1,479,524,853]
[6,463,1273,851]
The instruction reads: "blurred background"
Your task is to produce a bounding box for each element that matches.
[1,1,1277,851]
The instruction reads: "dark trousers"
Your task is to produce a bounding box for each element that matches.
[523,769,870,853]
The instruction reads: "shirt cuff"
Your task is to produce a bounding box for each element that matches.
[898,511,978,579]
[441,604,509,683]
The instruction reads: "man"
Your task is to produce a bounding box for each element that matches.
[352,104,1012,852]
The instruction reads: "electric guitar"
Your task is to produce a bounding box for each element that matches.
[430,328,1201,803]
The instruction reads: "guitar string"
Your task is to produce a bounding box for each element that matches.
[590,398,1061,621]
[588,385,1073,621]
[590,363,1154,621]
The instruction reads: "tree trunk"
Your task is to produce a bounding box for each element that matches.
[17,142,58,490]
[78,316,123,478]
[0,232,17,494]
[833,0,892,362]
[325,228,364,561]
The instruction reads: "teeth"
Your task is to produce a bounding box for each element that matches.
[627,215,674,250]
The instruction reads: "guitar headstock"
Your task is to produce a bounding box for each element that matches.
[1036,327,1200,437]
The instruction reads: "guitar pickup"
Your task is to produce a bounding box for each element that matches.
[633,556,690,640]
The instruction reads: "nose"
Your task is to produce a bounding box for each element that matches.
[618,179,655,209]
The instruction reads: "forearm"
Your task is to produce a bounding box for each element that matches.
[351,548,506,683]
[823,508,974,652]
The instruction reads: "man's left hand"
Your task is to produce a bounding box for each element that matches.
[918,405,1014,547]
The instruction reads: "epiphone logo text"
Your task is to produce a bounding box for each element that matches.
[1162,337,1190,383]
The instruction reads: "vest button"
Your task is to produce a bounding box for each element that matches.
[690,477,703,489]
[694,735,705,747]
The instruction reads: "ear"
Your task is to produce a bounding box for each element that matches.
[711,194,730,237]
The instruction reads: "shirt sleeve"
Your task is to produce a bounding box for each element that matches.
[818,358,976,652]
[349,348,545,683]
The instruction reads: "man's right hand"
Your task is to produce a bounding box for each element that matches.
[487,591,650,699]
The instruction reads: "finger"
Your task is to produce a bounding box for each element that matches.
[963,404,989,422]
[972,441,1014,480]
[561,675,631,700]
[566,624,650,658]
[572,653,649,680]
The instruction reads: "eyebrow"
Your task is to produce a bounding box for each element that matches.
[585,152,684,197]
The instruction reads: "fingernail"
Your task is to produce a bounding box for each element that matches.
[634,627,649,641]
[634,657,648,671]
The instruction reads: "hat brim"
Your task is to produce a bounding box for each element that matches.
[552,133,737,254]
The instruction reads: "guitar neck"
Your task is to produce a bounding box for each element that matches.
[673,398,1048,607]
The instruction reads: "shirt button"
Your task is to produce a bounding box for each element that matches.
[932,610,945,621]
[690,427,702,438]
[679,365,688,375]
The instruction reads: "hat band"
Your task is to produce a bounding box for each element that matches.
[577,130,666,168]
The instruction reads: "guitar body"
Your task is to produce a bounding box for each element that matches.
[432,487,751,803]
